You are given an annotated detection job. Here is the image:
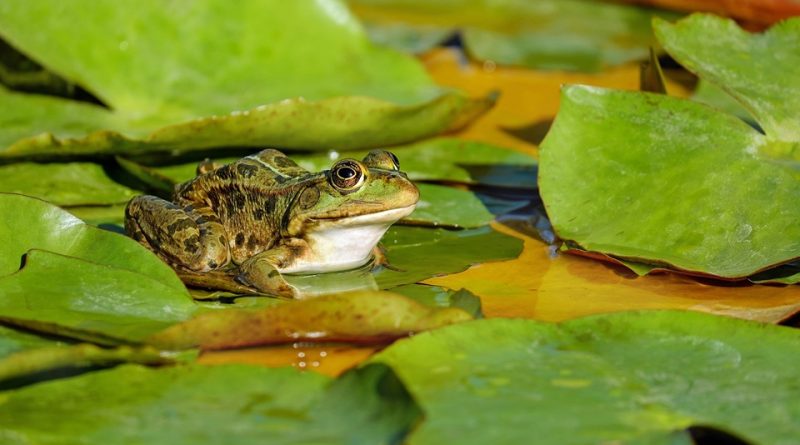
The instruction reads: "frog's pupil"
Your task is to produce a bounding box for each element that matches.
[338,167,355,179]
[389,152,399,169]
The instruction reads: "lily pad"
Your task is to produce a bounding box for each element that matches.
[372,311,800,444]
[147,290,471,350]
[0,363,421,444]
[654,14,800,141]
[350,0,677,72]
[0,193,183,289]
[0,0,490,158]
[540,15,800,278]
[0,162,138,206]
[539,85,800,278]
[376,225,524,288]
[0,250,196,343]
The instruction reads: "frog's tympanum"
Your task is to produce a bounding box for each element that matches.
[125,149,419,296]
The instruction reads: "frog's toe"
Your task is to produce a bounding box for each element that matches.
[237,259,296,298]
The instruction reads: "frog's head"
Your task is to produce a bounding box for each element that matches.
[286,150,419,236]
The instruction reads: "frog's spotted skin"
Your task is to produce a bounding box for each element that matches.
[125,149,419,296]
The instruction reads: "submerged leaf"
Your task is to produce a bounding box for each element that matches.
[392,284,483,319]
[147,291,471,350]
[372,311,800,444]
[377,225,524,288]
[0,363,421,444]
[0,0,489,158]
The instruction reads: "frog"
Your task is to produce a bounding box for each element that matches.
[124,148,419,297]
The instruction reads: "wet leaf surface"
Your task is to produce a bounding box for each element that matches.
[0,363,421,445]
[0,0,489,158]
[351,0,677,71]
[148,291,472,351]
[372,311,800,444]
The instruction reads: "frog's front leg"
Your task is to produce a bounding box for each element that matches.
[125,195,230,271]
[370,244,402,271]
[236,239,310,297]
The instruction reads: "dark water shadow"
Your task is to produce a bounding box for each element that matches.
[688,425,754,445]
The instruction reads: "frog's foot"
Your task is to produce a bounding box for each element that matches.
[177,268,260,295]
[236,255,296,298]
[370,244,403,272]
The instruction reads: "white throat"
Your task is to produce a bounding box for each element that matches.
[278,205,416,274]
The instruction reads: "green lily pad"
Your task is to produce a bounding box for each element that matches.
[0,193,183,289]
[0,162,138,206]
[0,363,421,444]
[541,15,800,278]
[0,0,490,159]
[372,311,800,444]
[350,0,677,72]
[376,225,523,288]
[655,15,800,141]
[147,290,471,350]
[0,249,196,343]
[0,194,194,343]
[692,80,756,127]
[540,85,800,278]
[66,204,127,227]
[408,183,494,228]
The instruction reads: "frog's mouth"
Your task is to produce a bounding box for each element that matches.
[311,204,416,226]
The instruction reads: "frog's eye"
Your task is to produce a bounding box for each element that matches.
[330,160,365,192]
[362,150,400,171]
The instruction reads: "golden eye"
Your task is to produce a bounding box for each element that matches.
[330,160,364,191]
